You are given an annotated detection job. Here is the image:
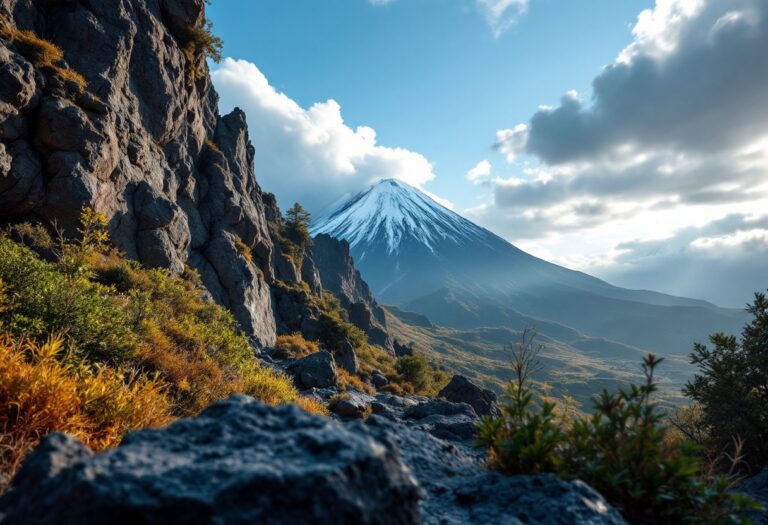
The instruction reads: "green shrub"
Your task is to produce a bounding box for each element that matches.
[184,19,222,63]
[394,353,449,397]
[477,331,759,524]
[0,236,137,365]
[684,291,768,473]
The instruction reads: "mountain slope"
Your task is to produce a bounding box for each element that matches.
[313,179,746,358]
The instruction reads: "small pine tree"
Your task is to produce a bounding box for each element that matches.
[284,202,312,252]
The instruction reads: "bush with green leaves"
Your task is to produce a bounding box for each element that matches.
[684,291,768,474]
[477,331,759,525]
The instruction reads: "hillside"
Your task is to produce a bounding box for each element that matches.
[313,179,747,362]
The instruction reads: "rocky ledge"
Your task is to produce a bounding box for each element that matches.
[0,396,627,525]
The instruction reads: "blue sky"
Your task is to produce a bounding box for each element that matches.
[208,0,649,211]
[207,0,768,307]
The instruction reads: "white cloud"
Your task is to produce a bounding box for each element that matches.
[475,0,768,304]
[477,0,529,37]
[211,58,441,214]
[368,0,395,5]
[466,160,492,184]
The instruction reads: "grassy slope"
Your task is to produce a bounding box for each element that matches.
[385,306,690,411]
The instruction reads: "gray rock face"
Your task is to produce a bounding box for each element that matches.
[329,391,374,419]
[287,350,338,389]
[372,370,389,388]
[312,233,394,353]
[364,416,628,525]
[439,375,501,418]
[0,0,275,346]
[0,396,626,525]
[335,339,359,374]
[0,397,422,525]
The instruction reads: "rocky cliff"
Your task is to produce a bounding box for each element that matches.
[0,0,281,343]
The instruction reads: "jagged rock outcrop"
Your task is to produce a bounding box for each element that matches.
[0,396,628,525]
[0,397,422,525]
[0,0,275,345]
[312,233,394,353]
[439,375,500,418]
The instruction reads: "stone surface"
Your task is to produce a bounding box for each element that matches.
[0,396,625,525]
[329,391,374,419]
[312,233,394,353]
[439,375,501,418]
[372,371,389,389]
[0,0,276,345]
[286,350,338,389]
[0,397,422,525]
[364,416,628,525]
[335,339,359,374]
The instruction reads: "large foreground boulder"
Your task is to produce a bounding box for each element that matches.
[0,395,627,525]
[0,396,420,525]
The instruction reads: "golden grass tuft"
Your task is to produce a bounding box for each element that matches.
[0,25,63,67]
[294,396,329,416]
[52,65,86,91]
[0,333,172,492]
[274,333,319,359]
[337,369,375,395]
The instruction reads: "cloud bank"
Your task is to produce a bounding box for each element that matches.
[478,0,768,305]
[211,59,438,213]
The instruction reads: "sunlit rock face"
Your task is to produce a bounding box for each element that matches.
[0,0,276,345]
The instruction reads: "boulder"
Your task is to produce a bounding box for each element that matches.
[372,370,389,389]
[438,375,500,418]
[334,339,359,374]
[364,416,628,525]
[403,398,480,442]
[0,397,422,525]
[287,350,338,389]
[329,391,374,419]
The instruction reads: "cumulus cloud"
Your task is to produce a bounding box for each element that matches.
[597,214,768,307]
[211,59,439,213]
[475,0,768,304]
[466,160,492,184]
[498,0,768,166]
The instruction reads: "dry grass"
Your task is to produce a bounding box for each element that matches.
[295,396,329,416]
[0,25,62,67]
[52,65,86,91]
[0,334,172,492]
[338,369,375,395]
[233,236,253,263]
[274,333,319,359]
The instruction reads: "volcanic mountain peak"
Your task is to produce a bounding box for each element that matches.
[312,179,492,254]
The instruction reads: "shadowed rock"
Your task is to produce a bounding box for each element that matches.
[0,397,422,525]
[438,375,500,418]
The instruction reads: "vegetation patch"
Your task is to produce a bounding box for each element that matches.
[0,210,330,491]
[476,332,759,524]
[274,333,319,359]
[0,333,172,493]
[0,24,62,67]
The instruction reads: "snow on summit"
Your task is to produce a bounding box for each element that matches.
[311,179,490,254]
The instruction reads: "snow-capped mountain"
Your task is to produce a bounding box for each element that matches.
[313,178,496,255]
[312,179,745,357]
